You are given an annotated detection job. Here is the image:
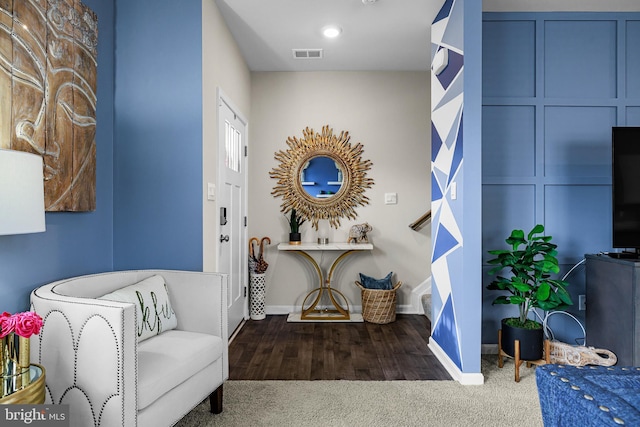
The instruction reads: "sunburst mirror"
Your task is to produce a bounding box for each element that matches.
[270,125,374,229]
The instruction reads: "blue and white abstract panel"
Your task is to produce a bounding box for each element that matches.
[431,0,465,370]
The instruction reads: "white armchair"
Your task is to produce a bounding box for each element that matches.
[30,270,229,427]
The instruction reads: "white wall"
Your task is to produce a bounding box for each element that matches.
[249,71,430,313]
[202,0,251,271]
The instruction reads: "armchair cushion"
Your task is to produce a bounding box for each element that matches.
[99,274,177,342]
[137,330,223,410]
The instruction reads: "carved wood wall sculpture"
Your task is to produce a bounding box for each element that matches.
[270,125,374,229]
[0,0,98,211]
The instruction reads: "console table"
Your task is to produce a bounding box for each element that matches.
[278,242,373,320]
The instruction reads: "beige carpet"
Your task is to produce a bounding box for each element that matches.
[175,356,542,427]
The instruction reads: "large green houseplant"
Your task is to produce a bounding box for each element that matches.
[486,224,573,359]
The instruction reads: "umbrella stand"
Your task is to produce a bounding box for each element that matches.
[249,236,270,320]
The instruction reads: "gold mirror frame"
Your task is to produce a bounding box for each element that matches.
[270,125,374,229]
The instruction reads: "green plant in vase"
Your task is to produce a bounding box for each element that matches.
[486,224,573,360]
[286,208,306,245]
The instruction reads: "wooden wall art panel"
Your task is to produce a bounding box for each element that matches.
[0,0,97,211]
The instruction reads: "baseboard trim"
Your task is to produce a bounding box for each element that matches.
[266,304,421,315]
[263,276,432,316]
[428,339,484,385]
[265,305,295,315]
[482,344,499,355]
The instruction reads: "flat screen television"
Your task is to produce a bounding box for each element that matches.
[612,127,640,256]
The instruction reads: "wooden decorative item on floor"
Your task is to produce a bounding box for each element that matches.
[0,0,98,211]
[498,329,551,382]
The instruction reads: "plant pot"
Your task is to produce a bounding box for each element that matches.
[289,232,301,245]
[501,318,544,361]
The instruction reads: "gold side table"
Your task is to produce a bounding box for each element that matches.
[278,242,373,320]
[0,364,46,404]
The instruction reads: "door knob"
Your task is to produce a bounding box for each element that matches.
[220,234,230,242]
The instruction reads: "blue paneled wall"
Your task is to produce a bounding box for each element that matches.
[482,13,640,344]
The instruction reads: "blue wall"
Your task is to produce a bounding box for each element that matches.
[113,0,204,271]
[0,0,115,314]
[482,13,640,344]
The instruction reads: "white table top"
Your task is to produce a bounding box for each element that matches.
[278,242,373,251]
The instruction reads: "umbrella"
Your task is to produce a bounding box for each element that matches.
[254,237,271,274]
[248,237,259,273]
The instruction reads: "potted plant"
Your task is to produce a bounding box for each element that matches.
[286,208,305,245]
[486,224,573,360]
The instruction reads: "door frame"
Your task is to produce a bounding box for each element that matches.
[216,87,249,325]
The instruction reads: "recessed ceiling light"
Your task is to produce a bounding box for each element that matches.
[322,26,342,39]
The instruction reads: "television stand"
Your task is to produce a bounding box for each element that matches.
[607,251,640,259]
[585,254,640,366]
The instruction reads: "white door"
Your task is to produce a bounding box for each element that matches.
[217,92,248,337]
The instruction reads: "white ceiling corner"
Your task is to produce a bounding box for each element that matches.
[214,0,441,72]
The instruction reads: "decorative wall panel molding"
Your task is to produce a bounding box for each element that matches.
[481,12,640,345]
[0,0,98,211]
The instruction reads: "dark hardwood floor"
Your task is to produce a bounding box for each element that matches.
[228,314,452,381]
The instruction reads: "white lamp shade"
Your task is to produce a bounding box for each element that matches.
[0,149,46,235]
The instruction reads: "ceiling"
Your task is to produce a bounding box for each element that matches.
[215,0,440,72]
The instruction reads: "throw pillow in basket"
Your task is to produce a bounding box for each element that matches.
[358,272,393,290]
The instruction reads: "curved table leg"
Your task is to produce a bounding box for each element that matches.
[292,250,355,320]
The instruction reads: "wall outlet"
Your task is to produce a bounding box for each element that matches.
[579,294,586,311]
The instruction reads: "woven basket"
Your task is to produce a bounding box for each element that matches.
[355,281,402,324]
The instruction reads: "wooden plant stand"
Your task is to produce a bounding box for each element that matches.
[498,329,551,382]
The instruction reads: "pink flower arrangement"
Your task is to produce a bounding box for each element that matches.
[0,311,43,338]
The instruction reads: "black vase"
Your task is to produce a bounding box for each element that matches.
[289,232,301,244]
[501,319,544,361]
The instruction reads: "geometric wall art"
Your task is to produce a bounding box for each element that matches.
[430,0,465,370]
[0,0,97,211]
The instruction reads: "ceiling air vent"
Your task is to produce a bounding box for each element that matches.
[292,49,323,59]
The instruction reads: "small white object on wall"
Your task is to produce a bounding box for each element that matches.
[384,193,398,205]
[431,47,449,76]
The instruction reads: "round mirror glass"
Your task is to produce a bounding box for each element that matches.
[300,156,343,199]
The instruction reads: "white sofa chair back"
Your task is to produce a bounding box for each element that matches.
[30,270,229,427]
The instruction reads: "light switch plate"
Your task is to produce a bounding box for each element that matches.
[207,183,215,201]
[384,193,397,205]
